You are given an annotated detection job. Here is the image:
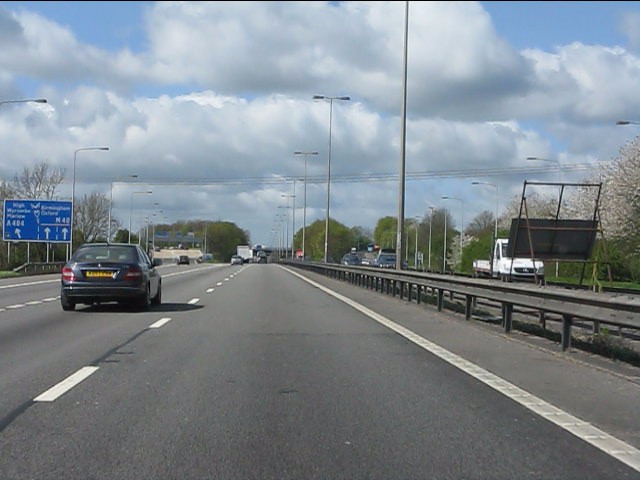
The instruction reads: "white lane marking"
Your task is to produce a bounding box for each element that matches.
[6,304,26,309]
[206,288,215,293]
[216,282,223,286]
[0,279,58,290]
[285,267,640,472]
[224,277,230,281]
[0,308,4,312]
[26,300,42,305]
[149,317,172,329]
[43,297,58,302]
[34,366,99,402]
[188,298,199,305]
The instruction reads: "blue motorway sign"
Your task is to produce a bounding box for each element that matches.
[3,199,72,243]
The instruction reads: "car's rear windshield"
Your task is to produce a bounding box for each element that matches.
[74,246,138,263]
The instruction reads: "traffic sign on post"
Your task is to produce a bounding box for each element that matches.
[3,199,72,243]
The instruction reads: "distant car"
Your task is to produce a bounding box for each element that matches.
[177,255,190,265]
[341,253,361,265]
[231,255,243,265]
[60,242,162,311]
[255,251,268,263]
[374,253,397,269]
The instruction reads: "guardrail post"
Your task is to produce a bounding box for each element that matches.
[416,285,422,304]
[561,315,573,351]
[593,320,600,335]
[539,310,546,330]
[437,289,444,311]
[465,295,473,321]
[503,303,513,333]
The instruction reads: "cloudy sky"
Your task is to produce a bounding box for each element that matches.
[2,1,640,247]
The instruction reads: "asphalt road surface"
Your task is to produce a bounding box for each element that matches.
[0,263,638,479]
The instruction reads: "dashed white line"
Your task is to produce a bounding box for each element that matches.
[34,366,99,402]
[216,282,223,286]
[6,304,25,309]
[206,288,215,293]
[188,298,200,305]
[26,300,43,305]
[285,266,640,473]
[149,317,172,329]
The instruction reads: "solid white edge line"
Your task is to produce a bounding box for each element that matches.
[34,366,99,402]
[284,267,640,472]
[188,298,199,305]
[0,279,58,290]
[149,317,172,329]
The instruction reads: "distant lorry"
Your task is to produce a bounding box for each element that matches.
[472,238,545,284]
[237,245,253,263]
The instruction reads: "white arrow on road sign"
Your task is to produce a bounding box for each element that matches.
[44,227,50,239]
[14,228,21,239]
[61,228,68,240]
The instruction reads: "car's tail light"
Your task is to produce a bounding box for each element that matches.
[124,266,142,280]
[62,267,75,282]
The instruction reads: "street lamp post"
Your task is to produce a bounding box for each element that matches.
[71,146,109,257]
[313,95,350,263]
[442,196,464,251]
[282,183,297,259]
[428,206,434,272]
[471,181,499,241]
[108,174,138,241]
[2,98,47,262]
[443,210,447,273]
[281,194,295,259]
[413,216,420,269]
[129,191,152,244]
[278,204,290,259]
[294,151,319,260]
[526,156,561,277]
[0,98,47,106]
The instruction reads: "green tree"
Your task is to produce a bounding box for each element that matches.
[374,216,397,249]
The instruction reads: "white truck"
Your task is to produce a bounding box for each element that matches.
[472,238,545,284]
[236,245,253,264]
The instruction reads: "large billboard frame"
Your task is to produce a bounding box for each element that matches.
[508,181,611,286]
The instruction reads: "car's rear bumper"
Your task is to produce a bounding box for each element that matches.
[61,283,146,303]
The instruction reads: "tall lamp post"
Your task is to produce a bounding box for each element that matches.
[471,181,499,241]
[109,174,138,241]
[2,98,47,262]
[71,146,109,257]
[281,194,295,259]
[0,98,47,106]
[129,190,152,243]
[313,94,350,262]
[413,215,420,269]
[442,195,464,250]
[443,209,448,273]
[428,206,434,272]
[527,156,561,277]
[294,151,318,260]
[278,204,290,259]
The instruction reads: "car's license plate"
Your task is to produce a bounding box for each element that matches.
[85,271,114,278]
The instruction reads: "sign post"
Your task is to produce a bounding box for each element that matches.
[3,199,72,243]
